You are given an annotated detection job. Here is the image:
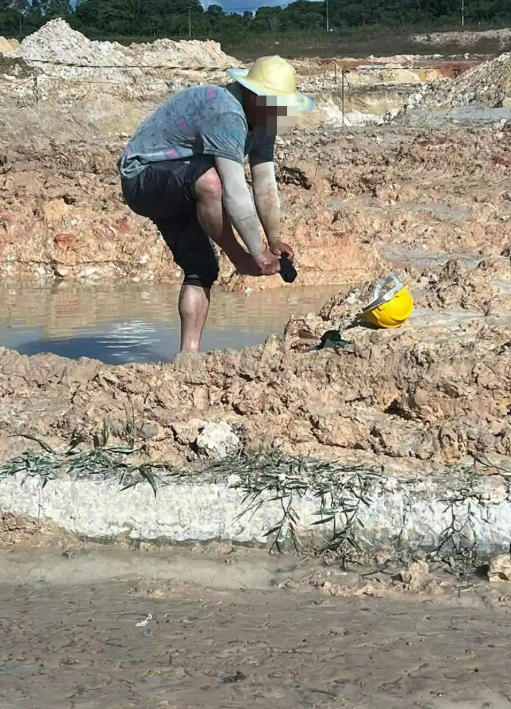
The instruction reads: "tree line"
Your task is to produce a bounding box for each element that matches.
[1,0,511,43]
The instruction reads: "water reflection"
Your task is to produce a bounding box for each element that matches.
[0,282,337,364]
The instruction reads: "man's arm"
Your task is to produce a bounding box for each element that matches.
[214,156,280,275]
[250,154,294,262]
[214,157,263,255]
[249,155,280,247]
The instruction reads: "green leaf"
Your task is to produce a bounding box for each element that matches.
[20,434,56,454]
[139,465,158,497]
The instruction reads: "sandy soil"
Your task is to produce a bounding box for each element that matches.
[1,546,511,709]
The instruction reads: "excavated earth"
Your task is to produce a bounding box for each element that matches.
[2,119,511,470]
[3,252,511,470]
[3,31,511,704]
[2,22,511,475]
[1,121,511,286]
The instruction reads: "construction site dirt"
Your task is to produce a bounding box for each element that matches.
[1,23,511,493]
[3,22,511,709]
[1,544,511,709]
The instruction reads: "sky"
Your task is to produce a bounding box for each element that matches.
[210,0,318,13]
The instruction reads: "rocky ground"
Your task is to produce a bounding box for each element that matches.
[1,22,511,474]
[2,253,511,469]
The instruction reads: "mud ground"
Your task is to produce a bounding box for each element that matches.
[1,120,510,286]
[2,26,511,471]
[2,264,511,469]
[0,25,501,288]
[2,545,511,709]
[2,35,511,704]
[1,125,511,471]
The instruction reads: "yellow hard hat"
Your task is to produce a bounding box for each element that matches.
[360,284,414,329]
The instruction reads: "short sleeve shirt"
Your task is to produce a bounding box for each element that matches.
[119,83,275,179]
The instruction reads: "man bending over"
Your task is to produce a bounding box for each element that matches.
[119,55,314,352]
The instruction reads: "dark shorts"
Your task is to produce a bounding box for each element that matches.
[121,157,219,288]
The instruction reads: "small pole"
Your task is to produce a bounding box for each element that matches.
[461,0,465,26]
[341,68,345,126]
[326,0,329,31]
[188,7,192,37]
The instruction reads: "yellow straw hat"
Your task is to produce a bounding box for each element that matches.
[227,55,314,111]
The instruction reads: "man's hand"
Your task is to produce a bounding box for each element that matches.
[269,240,295,263]
[253,249,281,276]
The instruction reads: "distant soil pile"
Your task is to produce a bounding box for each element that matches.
[0,19,237,104]
[123,36,237,68]
[412,28,511,49]
[417,51,511,108]
[6,18,236,69]
[9,19,129,67]
[0,36,18,54]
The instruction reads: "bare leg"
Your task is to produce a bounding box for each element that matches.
[178,284,210,352]
[195,168,259,276]
[177,168,256,353]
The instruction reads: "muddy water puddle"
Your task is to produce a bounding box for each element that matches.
[0,282,337,364]
[1,547,511,709]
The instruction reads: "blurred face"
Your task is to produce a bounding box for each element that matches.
[243,89,300,134]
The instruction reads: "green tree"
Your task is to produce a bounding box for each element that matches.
[8,0,29,33]
[10,0,511,43]
[44,0,72,18]
[252,5,283,32]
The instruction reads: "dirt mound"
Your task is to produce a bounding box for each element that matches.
[0,37,18,54]
[1,20,235,104]
[9,19,128,66]
[417,51,511,107]
[123,36,236,68]
[8,19,235,69]
[412,28,511,49]
[417,259,511,314]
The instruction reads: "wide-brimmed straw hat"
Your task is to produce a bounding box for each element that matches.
[227,55,314,111]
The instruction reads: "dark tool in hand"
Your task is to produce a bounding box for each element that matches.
[279,254,297,283]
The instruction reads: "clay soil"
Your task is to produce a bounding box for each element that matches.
[0,130,383,288]
[2,121,511,286]
[2,25,511,706]
[2,546,511,709]
[2,120,511,470]
[2,22,511,472]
